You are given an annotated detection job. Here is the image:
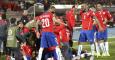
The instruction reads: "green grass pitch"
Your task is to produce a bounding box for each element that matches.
[73,38,115,60]
[1,38,115,60]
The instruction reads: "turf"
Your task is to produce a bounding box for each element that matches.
[73,38,115,60]
[1,38,115,60]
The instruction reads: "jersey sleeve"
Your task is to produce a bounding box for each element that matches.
[35,16,40,21]
[91,10,96,16]
[106,10,112,20]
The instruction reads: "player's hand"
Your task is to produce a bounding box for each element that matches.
[93,20,97,25]
[64,24,68,27]
[103,18,108,24]
[99,27,104,32]
[60,42,64,46]
[103,21,106,25]
[36,31,40,39]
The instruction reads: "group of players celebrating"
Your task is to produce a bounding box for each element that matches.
[32,2,112,60]
[34,2,112,60]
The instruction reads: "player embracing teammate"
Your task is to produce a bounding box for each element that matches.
[36,6,67,60]
[75,2,112,60]
[95,3,112,57]
[75,3,103,60]
[35,3,112,60]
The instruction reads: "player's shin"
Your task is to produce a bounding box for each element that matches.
[23,55,27,60]
[90,43,95,56]
[95,42,101,57]
[37,48,44,60]
[56,47,62,60]
[77,45,83,56]
[100,42,106,56]
[104,42,110,56]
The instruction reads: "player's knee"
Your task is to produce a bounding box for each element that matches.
[78,42,81,45]
[104,39,107,42]
[39,48,44,52]
[90,41,94,44]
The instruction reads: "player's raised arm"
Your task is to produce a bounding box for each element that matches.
[53,14,67,26]
[93,12,104,31]
[103,10,113,24]
[34,17,41,38]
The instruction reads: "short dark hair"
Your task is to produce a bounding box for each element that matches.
[96,2,102,5]
[17,20,24,25]
[10,18,16,24]
[49,6,55,9]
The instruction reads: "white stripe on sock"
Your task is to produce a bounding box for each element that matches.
[95,42,100,53]
[91,44,95,55]
[77,45,82,56]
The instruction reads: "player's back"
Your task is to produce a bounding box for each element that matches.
[39,12,54,32]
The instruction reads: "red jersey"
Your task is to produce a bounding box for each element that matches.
[80,10,95,30]
[54,24,64,45]
[95,9,112,30]
[95,10,107,30]
[21,44,32,56]
[66,9,75,30]
[60,27,70,42]
[37,12,54,32]
[103,9,112,21]
[20,27,30,35]
[47,46,56,51]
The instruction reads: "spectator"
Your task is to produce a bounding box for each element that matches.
[43,0,51,11]
[16,20,31,60]
[6,17,19,60]
[0,14,8,58]
[20,10,29,25]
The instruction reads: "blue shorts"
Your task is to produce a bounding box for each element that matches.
[93,25,98,33]
[26,56,31,60]
[45,50,57,60]
[79,30,94,43]
[40,32,58,48]
[96,29,107,41]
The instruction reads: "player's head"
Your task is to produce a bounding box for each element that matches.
[10,18,16,24]
[0,13,2,20]
[96,3,103,11]
[74,8,79,15]
[49,6,56,13]
[81,3,89,12]
[17,20,24,28]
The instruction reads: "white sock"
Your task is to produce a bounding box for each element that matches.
[1,42,3,52]
[37,48,44,60]
[91,44,95,55]
[56,47,62,60]
[77,45,82,56]
[100,43,105,53]
[47,57,54,60]
[95,42,100,53]
[23,56,27,60]
[104,42,109,53]
[11,56,15,60]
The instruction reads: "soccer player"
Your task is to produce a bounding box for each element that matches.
[54,17,72,60]
[36,6,65,60]
[60,24,72,60]
[76,3,103,60]
[16,21,31,60]
[54,19,64,47]
[66,6,77,47]
[95,3,112,57]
